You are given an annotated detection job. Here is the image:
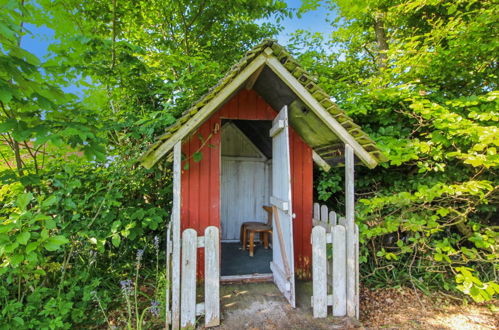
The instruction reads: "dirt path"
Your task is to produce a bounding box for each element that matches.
[214,281,497,329]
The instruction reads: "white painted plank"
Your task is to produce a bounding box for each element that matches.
[221,157,269,240]
[141,53,267,169]
[313,203,320,221]
[355,224,360,319]
[196,303,205,317]
[312,151,331,172]
[269,119,285,137]
[338,216,346,227]
[264,54,378,169]
[165,223,172,326]
[312,226,328,318]
[345,144,356,317]
[171,142,182,329]
[180,229,197,329]
[332,225,347,317]
[329,211,337,226]
[270,105,296,307]
[270,196,289,212]
[204,226,220,327]
[320,205,329,224]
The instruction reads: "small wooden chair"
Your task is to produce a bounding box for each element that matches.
[241,206,273,257]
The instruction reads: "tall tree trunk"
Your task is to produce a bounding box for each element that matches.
[373,12,389,69]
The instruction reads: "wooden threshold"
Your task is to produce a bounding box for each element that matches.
[220,273,273,284]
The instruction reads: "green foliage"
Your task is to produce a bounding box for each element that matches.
[294,0,498,301]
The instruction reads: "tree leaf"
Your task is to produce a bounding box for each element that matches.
[16,193,33,211]
[44,235,70,251]
[16,232,31,245]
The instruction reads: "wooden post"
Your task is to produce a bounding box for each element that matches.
[332,225,347,316]
[172,141,182,329]
[165,223,172,327]
[345,144,356,317]
[204,226,220,327]
[181,229,197,328]
[312,226,327,318]
[355,224,360,319]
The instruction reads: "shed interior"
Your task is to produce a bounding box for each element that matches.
[220,120,274,276]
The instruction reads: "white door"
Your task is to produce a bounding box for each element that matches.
[269,105,296,307]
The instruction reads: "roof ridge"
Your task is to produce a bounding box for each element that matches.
[141,39,387,167]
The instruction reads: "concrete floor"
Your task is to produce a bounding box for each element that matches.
[215,281,361,329]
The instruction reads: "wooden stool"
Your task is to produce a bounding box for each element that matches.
[240,221,264,245]
[244,223,271,257]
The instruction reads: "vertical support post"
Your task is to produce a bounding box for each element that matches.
[312,226,327,318]
[180,229,197,328]
[165,223,172,327]
[204,226,220,327]
[355,224,360,319]
[172,141,182,329]
[345,144,356,317]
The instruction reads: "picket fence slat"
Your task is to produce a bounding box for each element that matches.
[320,205,329,223]
[329,211,337,226]
[181,229,197,329]
[332,225,347,317]
[313,202,320,221]
[311,202,359,320]
[312,226,328,318]
[204,226,220,327]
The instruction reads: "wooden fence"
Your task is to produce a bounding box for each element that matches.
[165,225,220,329]
[311,203,359,319]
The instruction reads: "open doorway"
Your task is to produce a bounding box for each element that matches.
[220,120,273,277]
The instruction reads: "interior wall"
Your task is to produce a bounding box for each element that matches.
[220,123,270,241]
[220,159,271,241]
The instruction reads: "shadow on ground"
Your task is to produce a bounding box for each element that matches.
[215,281,360,329]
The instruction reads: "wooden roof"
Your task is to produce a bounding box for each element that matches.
[140,39,386,169]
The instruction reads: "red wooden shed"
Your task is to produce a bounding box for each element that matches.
[141,40,385,327]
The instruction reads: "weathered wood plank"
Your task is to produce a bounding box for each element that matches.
[345,144,356,318]
[355,224,360,319]
[313,203,320,221]
[264,54,379,169]
[165,223,172,327]
[329,211,337,226]
[171,141,182,329]
[204,226,220,327]
[271,105,295,307]
[312,226,328,318]
[270,196,289,212]
[320,205,329,224]
[180,229,197,329]
[269,119,285,137]
[312,151,331,172]
[332,225,347,317]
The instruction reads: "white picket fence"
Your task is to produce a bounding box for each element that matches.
[311,203,359,319]
[165,225,220,329]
